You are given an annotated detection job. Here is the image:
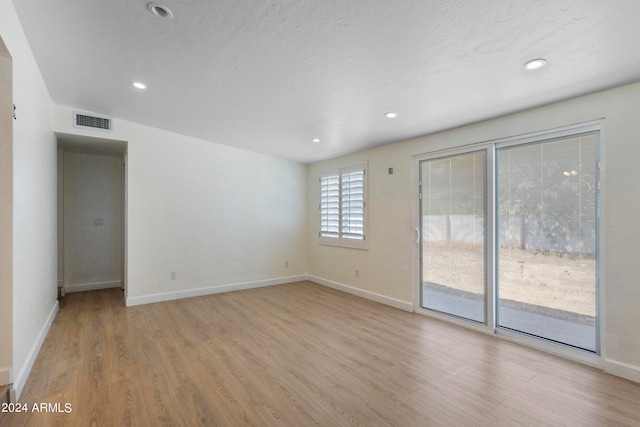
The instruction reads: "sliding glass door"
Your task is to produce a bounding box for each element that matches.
[420,151,486,323]
[496,133,598,351]
[416,125,599,354]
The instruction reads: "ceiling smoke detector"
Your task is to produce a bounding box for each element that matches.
[147,3,173,19]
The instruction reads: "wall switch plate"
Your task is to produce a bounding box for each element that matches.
[170,272,176,280]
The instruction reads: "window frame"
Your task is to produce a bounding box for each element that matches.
[319,163,368,249]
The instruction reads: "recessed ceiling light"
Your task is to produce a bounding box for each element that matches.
[311,138,321,143]
[385,112,398,119]
[523,58,547,71]
[132,82,147,89]
[147,2,173,19]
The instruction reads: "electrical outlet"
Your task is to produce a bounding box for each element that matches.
[94,218,104,226]
[355,270,359,278]
[170,272,176,280]
[285,261,289,268]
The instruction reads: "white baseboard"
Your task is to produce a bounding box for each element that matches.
[64,280,121,293]
[308,275,413,312]
[14,300,59,400]
[124,274,413,312]
[125,275,308,307]
[604,358,640,383]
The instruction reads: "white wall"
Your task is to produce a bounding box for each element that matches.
[62,152,123,292]
[53,105,308,305]
[0,0,58,397]
[309,155,414,310]
[308,82,640,382]
[0,35,13,387]
[56,149,63,287]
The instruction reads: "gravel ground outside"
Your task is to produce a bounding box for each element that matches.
[423,242,596,317]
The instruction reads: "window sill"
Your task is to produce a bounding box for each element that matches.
[318,237,368,250]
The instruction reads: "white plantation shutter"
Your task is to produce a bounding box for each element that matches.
[320,173,340,237]
[340,168,365,239]
[319,164,366,246]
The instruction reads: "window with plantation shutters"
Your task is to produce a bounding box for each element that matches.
[319,164,367,248]
[320,174,340,238]
[340,168,365,239]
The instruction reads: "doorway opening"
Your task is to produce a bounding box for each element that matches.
[57,133,127,301]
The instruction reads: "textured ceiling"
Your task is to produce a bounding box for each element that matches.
[13,0,640,163]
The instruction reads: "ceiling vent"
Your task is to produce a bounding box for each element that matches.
[73,111,113,131]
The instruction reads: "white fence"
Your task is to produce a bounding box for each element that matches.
[423,215,596,254]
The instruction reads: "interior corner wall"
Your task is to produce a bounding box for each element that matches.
[0,0,58,397]
[62,152,123,292]
[53,104,308,306]
[307,82,640,381]
[0,34,13,387]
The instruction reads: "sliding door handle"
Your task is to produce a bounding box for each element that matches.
[415,227,421,244]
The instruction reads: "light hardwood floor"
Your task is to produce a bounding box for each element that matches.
[2,281,639,426]
[0,385,8,425]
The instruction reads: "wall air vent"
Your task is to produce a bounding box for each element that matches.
[73,111,113,131]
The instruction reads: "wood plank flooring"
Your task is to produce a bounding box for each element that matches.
[0,385,8,425]
[2,281,639,426]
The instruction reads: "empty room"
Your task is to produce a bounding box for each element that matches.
[1,0,640,426]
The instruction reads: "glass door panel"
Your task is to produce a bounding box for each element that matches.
[420,151,486,323]
[496,133,598,351]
